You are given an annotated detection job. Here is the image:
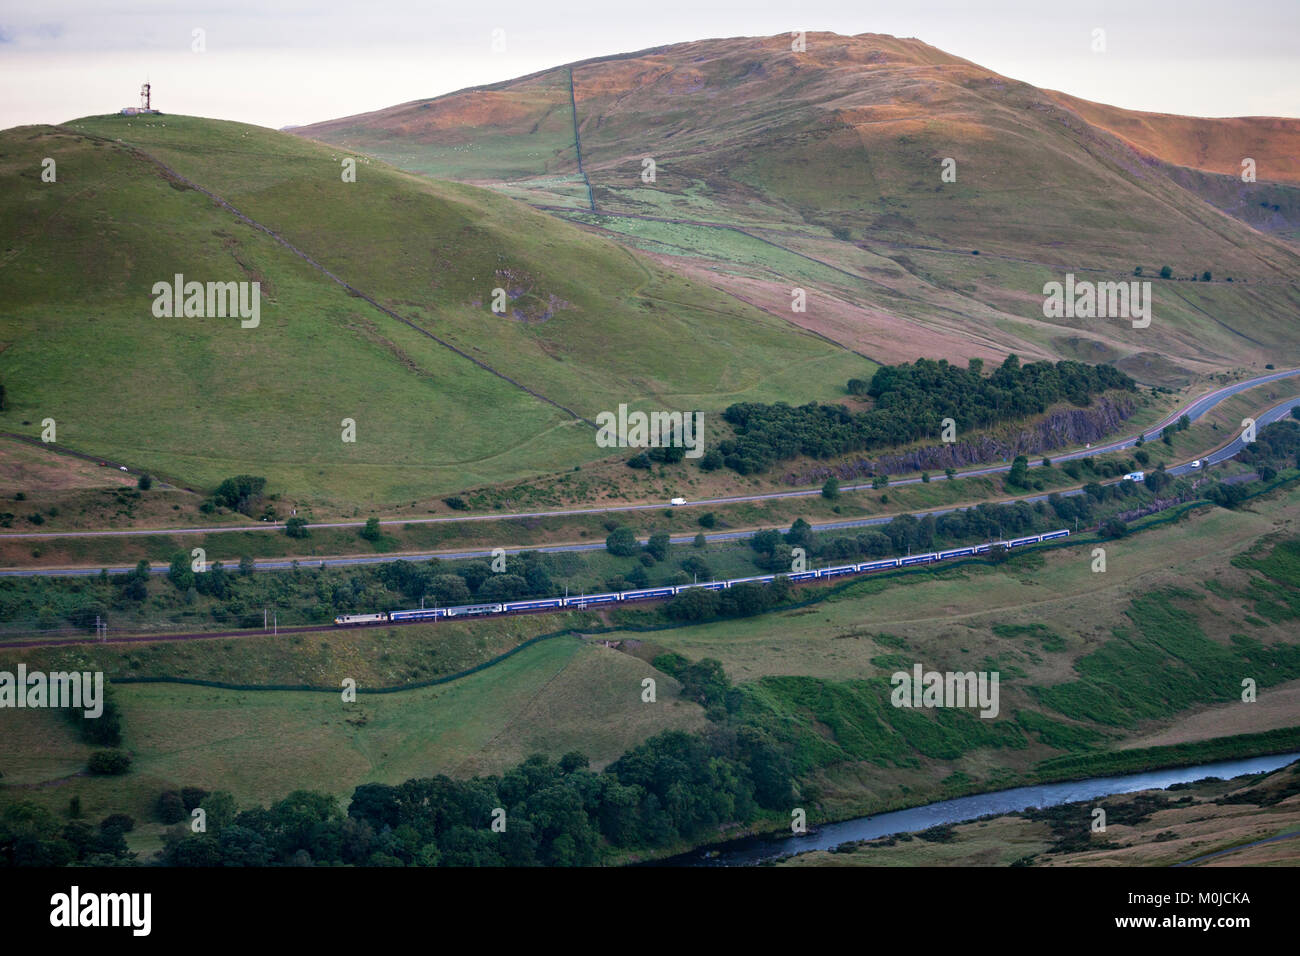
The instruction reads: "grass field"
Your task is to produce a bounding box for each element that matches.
[4,475,1299,861]
[0,634,707,846]
[0,117,863,515]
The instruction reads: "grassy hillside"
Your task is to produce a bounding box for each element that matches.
[299,32,1300,378]
[0,118,863,514]
[4,473,1299,856]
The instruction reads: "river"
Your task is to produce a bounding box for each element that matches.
[670,751,1300,866]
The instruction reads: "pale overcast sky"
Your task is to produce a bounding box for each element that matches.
[1,1,1296,130]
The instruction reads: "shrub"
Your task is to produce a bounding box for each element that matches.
[211,475,266,515]
[605,526,639,557]
[88,750,132,775]
[1101,517,1129,538]
[284,517,309,538]
[158,791,186,824]
[645,532,671,562]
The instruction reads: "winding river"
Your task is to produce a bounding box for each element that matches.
[672,751,1300,866]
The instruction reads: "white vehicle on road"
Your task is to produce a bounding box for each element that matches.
[1122,471,1145,482]
[1190,459,1202,468]
[669,497,686,506]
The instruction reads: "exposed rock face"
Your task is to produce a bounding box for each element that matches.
[786,394,1139,484]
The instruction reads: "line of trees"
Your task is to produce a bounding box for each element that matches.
[139,727,792,866]
[711,356,1135,474]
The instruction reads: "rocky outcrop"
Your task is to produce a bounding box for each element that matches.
[785,394,1139,484]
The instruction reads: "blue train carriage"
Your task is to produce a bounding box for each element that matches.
[388,608,446,622]
[856,558,899,572]
[563,592,621,608]
[620,587,678,602]
[820,564,858,578]
[938,546,976,559]
[501,597,567,612]
[1040,529,1070,541]
[899,552,938,567]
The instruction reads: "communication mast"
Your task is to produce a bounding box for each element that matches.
[121,80,160,116]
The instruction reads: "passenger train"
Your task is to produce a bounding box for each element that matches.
[334,529,1070,626]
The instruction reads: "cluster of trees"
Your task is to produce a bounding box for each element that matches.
[3,544,584,633]
[664,577,794,622]
[745,495,1102,574]
[0,804,138,867]
[710,356,1135,474]
[200,475,268,517]
[146,730,792,867]
[1205,419,1300,508]
[1137,266,1216,282]
[1238,419,1300,482]
[371,552,556,607]
[603,526,702,591]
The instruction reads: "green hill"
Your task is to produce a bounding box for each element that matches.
[298,32,1300,380]
[0,117,864,511]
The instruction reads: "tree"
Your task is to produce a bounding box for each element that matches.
[158,791,186,824]
[88,750,132,775]
[1007,455,1030,488]
[698,512,716,528]
[1133,266,1143,276]
[285,517,309,538]
[137,473,153,491]
[479,574,527,602]
[168,551,195,591]
[239,555,256,576]
[1202,270,1212,282]
[822,477,840,499]
[211,475,266,515]
[122,560,149,602]
[1159,265,1173,279]
[693,532,707,548]
[431,575,472,607]
[646,532,671,562]
[360,517,381,541]
[605,526,639,557]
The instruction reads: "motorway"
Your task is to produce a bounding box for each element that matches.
[3,371,1299,579]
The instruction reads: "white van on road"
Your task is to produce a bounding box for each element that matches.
[1122,471,1145,482]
